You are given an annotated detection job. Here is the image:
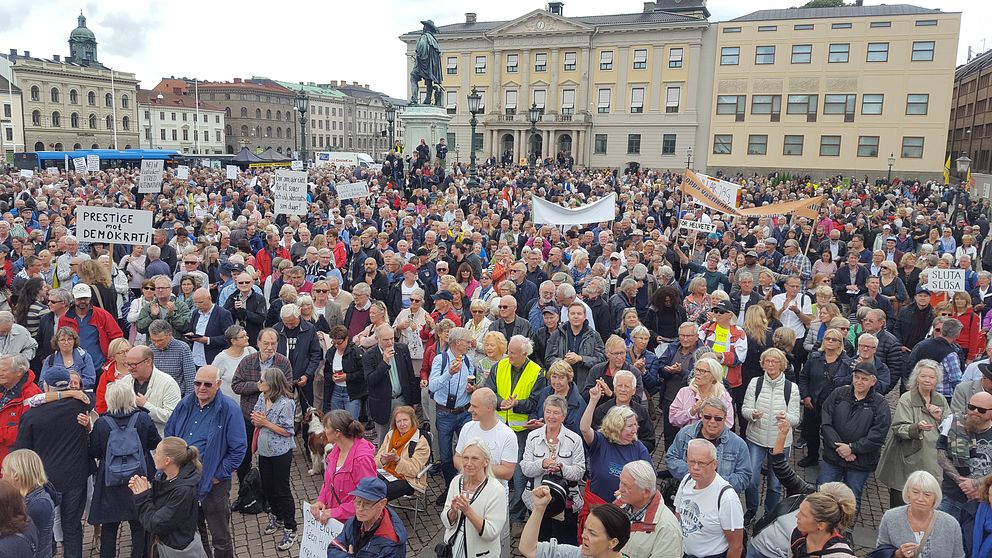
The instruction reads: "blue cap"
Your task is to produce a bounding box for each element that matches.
[42,365,71,389]
[349,476,386,501]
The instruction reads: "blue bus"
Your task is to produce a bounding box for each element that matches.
[14,149,179,171]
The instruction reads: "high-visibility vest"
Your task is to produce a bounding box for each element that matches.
[495,358,543,431]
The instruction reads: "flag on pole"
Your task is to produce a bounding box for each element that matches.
[968,168,975,192]
[944,155,951,185]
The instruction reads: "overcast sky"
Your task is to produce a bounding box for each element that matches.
[1,0,988,98]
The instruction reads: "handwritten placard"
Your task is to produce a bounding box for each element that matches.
[226,165,239,180]
[273,169,308,215]
[138,160,164,193]
[299,501,343,558]
[86,154,100,172]
[73,157,87,174]
[176,165,190,180]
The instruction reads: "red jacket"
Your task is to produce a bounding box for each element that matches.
[58,306,124,363]
[699,321,747,388]
[255,246,291,281]
[332,240,348,271]
[0,371,43,466]
[956,309,984,362]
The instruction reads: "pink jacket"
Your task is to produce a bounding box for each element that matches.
[668,387,736,430]
[317,437,377,521]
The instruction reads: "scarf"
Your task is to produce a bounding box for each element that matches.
[383,427,417,478]
[972,502,992,558]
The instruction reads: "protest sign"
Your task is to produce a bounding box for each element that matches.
[46,167,59,176]
[335,182,370,201]
[248,176,258,188]
[679,219,716,233]
[291,160,304,171]
[226,165,239,180]
[73,157,87,174]
[86,154,100,172]
[19,169,33,178]
[176,165,190,180]
[299,501,343,558]
[929,269,965,292]
[532,193,616,225]
[138,160,164,193]
[273,169,308,215]
[75,206,154,245]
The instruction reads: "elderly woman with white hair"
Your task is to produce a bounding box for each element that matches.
[669,357,736,430]
[590,369,656,454]
[877,470,965,558]
[440,439,508,558]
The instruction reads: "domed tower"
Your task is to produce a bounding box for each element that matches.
[68,11,98,65]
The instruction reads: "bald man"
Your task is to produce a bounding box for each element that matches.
[937,390,992,524]
[186,287,235,366]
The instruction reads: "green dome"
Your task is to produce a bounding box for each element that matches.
[70,14,95,40]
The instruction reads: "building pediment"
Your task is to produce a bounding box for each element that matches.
[488,10,594,37]
[504,80,522,88]
[559,79,580,87]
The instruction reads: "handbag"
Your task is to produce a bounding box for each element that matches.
[156,532,207,558]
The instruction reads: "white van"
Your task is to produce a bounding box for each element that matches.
[314,151,376,169]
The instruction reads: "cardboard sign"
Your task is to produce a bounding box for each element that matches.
[176,165,190,180]
[73,157,87,174]
[75,206,154,245]
[226,165,239,180]
[273,169,308,215]
[86,154,100,172]
[929,268,965,292]
[679,219,716,233]
[138,160,165,193]
[299,501,343,558]
[335,182,370,201]
[291,160,304,171]
[19,169,33,178]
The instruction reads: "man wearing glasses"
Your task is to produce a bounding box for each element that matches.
[223,272,266,345]
[117,345,181,436]
[665,398,752,493]
[672,438,745,558]
[936,392,992,526]
[326,477,407,558]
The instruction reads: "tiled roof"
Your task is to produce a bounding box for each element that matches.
[136,88,224,112]
[193,79,295,95]
[422,9,702,35]
[730,4,945,22]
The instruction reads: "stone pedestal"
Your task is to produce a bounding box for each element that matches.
[398,105,451,156]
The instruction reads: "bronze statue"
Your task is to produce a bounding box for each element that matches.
[410,20,443,106]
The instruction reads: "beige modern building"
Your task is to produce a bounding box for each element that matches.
[400,1,712,169]
[2,13,140,152]
[137,86,226,154]
[707,4,960,178]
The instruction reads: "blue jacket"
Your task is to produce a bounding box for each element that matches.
[164,393,246,501]
[328,506,407,558]
[665,421,753,493]
[528,383,585,433]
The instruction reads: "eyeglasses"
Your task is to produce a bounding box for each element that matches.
[194,381,215,388]
[701,414,725,422]
[184,261,198,265]
[332,338,347,343]
[471,309,485,314]
[857,343,877,349]
[124,357,149,367]
[314,289,329,293]
[155,286,170,291]
[823,337,842,343]
[687,459,715,468]
[969,404,992,414]
[498,305,510,309]
[410,298,422,303]
[939,313,951,317]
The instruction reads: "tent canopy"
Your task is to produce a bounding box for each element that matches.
[230,148,265,163]
[257,148,290,162]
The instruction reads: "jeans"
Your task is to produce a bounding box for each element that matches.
[745,442,787,515]
[59,484,87,558]
[258,451,296,531]
[816,460,871,514]
[745,541,771,558]
[100,520,146,558]
[197,478,234,558]
[435,408,470,485]
[236,415,255,484]
[328,383,361,418]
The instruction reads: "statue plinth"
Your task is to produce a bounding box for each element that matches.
[398,106,451,157]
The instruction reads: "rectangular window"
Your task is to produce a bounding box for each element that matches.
[594,134,608,154]
[755,45,775,65]
[563,52,576,71]
[506,54,518,73]
[3,128,10,142]
[477,91,485,111]
[828,43,850,63]
[831,22,852,29]
[600,51,613,70]
[751,95,781,115]
[867,42,889,62]
[713,134,733,154]
[758,25,777,32]
[662,134,676,155]
[916,19,938,26]
[862,94,884,115]
[145,128,151,140]
[792,44,812,64]
[721,47,740,65]
[597,88,611,113]
[906,94,929,115]
[747,134,768,155]
[171,129,177,141]
[533,89,546,110]
[901,136,924,158]
[561,89,575,115]
[2,104,9,118]
[666,87,681,113]
[630,49,648,70]
[912,41,935,62]
[630,88,645,113]
[627,134,641,154]
[857,136,879,157]
[783,135,804,155]
[534,53,547,72]
[446,56,458,74]
[505,90,517,114]
[870,21,891,28]
[446,90,457,114]
[182,129,189,141]
[669,48,683,68]
[794,24,814,30]
[819,135,841,156]
[723,27,741,33]
[474,56,486,74]
[824,94,855,114]
[160,129,166,140]
[716,95,746,119]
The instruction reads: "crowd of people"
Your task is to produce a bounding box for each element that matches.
[0,153,991,558]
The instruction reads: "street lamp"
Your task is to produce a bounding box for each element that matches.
[295,89,309,164]
[467,87,482,188]
[685,146,693,170]
[956,152,972,178]
[886,153,895,183]
[384,102,396,151]
[528,102,541,178]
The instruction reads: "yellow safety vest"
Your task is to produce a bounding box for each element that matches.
[495,358,543,431]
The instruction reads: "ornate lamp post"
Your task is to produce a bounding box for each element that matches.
[886,153,895,183]
[956,152,972,179]
[528,102,541,178]
[467,87,482,189]
[384,102,396,150]
[295,89,309,164]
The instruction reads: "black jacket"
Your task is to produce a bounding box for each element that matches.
[134,462,201,551]
[385,278,427,322]
[185,305,235,365]
[364,271,390,303]
[223,290,267,345]
[896,302,934,349]
[87,409,162,524]
[832,264,870,306]
[847,328,904,390]
[488,316,533,340]
[731,291,762,320]
[798,351,852,405]
[274,319,323,403]
[325,341,367,400]
[820,385,891,471]
[585,295,614,343]
[14,398,94,492]
[362,343,421,425]
[909,337,958,375]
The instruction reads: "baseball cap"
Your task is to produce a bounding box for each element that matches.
[432,290,453,302]
[349,477,386,501]
[542,304,559,315]
[402,264,417,274]
[713,300,735,315]
[609,252,622,261]
[42,365,71,390]
[746,250,758,257]
[72,283,92,299]
[853,361,877,377]
[915,285,932,295]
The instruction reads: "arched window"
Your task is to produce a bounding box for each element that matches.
[225,107,231,118]
[122,116,130,130]
[240,125,249,137]
[89,114,97,129]
[51,112,61,127]
[240,107,248,118]
[105,93,113,107]
[124,144,132,149]
[91,143,99,149]
[225,125,232,135]
[50,87,60,103]
[266,109,272,119]
[255,108,261,119]
[266,126,272,138]
[31,110,41,126]
[54,143,63,151]
[33,141,44,151]
[88,91,96,105]
[70,113,79,128]
[276,110,282,121]
[73,143,81,150]
[277,147,283,153]
[255,126,262,137]
[276,128,283,139]
[69,90,78,104]
[286,127,292,139]
[30,86,39,101]
[106,115,114,129]
[121,95,129,108]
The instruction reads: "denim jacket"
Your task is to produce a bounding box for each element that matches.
[664,422,753,493]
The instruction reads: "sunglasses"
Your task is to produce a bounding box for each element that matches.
[498,305,510,309]
[236,281,252,285]
[142,286,154,291]
[193,381,215,388]
[968,404,992,414]
[701,414,725,422]
[410,298,422,302]
[314,289,329,293]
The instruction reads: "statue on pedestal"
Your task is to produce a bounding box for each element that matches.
[410,20,443,106]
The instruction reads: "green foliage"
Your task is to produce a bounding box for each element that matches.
[799,0,847,7]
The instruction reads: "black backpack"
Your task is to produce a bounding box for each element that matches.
[231,467,267,515]
[755,375,792,405]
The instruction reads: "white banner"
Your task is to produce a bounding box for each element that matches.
[679,219,716,233]
[291,160,304,171]
[697,173,740,209]
[138,160,164,193]
[273,169,309,215]
[176,165,190,180]
[335,182,370,201]
[532,193,617,225]
[929,268,965,292]
[75,206,154,245]
[19,169,33,178]
[46,167,59,176]
[226,165,239,180]
[299,501,343,558]
[86,154,100,173]
[72,157,87,174]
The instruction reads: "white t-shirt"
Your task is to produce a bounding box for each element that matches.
[772,292,812,338]
[674,474,745,558]
[456,420,519,491]
[212,347,257,401]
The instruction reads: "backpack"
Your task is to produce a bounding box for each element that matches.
[231,467,267,515]
[103,414,147,487]
[755,375,792,405]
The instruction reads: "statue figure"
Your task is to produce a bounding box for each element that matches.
[410,20,443,106]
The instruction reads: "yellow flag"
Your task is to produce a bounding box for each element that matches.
[944,155,951,185]
[968,168,974,192]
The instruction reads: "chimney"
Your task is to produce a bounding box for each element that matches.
[466,12,477,23]
[329,80,337,86]
[23,50,30,58]
[548,2,563,16]
[353,81,359,86]
[855,0,863,5]
[643,2,655,14]
[233,78,242,83]
[53,54,60,62]
[364,84,369,89]
[8,49,16,57]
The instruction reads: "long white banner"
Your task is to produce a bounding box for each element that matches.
[532,193,616,225]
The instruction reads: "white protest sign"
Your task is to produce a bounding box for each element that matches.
[929,268,965,292]
[694,173,740,209]
[176,165,190,180]
[273,169,309,215]
[248,176,258,188]
[86,154,100,172]
[19,169,33,178]
[73,157,87,174]
[299,501,343,558]
[291,160,304,171]
[335,182,370,201]
[46,167,59,176]
[679,219,716,233]
[75,206,154,245]
[138,160,164,193]
[226,165,239,180]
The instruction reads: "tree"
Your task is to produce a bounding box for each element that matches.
[800,0,847,7]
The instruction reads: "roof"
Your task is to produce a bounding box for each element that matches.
[730,4,946,22]
[69,14,95,40]
[425,10,701,35]
[0,75,21,94]
[267,79,348,99]
[136,88,224,112]
[0,52,113,72]
[193,79,295,95]
[956,49,992,82]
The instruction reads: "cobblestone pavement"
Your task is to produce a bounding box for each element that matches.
[80,392,899,557]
